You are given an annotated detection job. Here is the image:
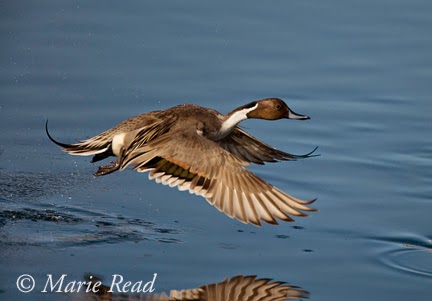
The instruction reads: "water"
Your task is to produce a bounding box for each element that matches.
[1,0,431,300]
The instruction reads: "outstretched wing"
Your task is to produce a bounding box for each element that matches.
[121,130,316,226]
[217,127,318,165]
[80,274,309,301]
[196,275,309,301]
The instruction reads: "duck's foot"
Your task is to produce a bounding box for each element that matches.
[94,161,119,177]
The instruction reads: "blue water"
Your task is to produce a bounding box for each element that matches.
[1,1,431,300]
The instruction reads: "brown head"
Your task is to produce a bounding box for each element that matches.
[244,98,310,120]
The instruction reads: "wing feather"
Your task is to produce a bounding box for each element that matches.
[120,130,315,226]
[218,127,317,164]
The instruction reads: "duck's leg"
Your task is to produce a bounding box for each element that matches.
[94,148,124,177]
[94,161,119,176]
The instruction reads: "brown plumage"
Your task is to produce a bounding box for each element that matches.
[47,98,318,226]
[76,274,309,301]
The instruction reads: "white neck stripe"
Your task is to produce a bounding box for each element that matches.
[219,103,258,136]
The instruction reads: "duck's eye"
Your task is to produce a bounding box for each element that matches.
[275,104,282,109]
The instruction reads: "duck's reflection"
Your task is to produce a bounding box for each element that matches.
[76,274,309,301]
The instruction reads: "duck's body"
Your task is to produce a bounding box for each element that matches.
[47,98,317,226]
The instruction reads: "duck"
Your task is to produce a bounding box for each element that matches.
[83,274,309,300]
[46,98,318,226]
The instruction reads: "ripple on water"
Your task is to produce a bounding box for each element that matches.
[373,233,432,278]
[0,170,183,248]
[0,203,181,247]
[0,170,92,201]
[0,200,182,248]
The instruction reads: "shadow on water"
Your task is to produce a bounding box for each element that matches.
[0,170,182,248]
[72,274,309,301]
[370,233,432,279]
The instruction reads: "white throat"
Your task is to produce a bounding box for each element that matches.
[217,103,258,139]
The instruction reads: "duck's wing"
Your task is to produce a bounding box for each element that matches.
[194,275,309,301]
[159,275,308,301]
[217,127,318,165]
[121,130,316,226]
[79,274,309,301]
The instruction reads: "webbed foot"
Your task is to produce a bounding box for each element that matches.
[94,161,120,176]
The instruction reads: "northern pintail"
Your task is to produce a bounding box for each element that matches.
[46,98,317,226]
[80,274,308,300]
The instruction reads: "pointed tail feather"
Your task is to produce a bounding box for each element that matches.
[45,120,110,156]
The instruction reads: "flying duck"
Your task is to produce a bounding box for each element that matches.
[46,98,317,226]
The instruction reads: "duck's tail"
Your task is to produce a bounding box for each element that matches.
[45,120,112,162]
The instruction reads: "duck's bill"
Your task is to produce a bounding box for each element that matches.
[287,109,310,120]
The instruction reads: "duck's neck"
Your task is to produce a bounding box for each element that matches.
[217,103,259,139]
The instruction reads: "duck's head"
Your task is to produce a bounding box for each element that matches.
[246,98,310,120]
[219,98,311,140]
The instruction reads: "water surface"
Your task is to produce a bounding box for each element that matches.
[1,1,431,300]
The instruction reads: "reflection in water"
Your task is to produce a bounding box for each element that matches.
[75,274,309,301]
